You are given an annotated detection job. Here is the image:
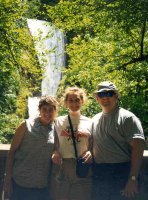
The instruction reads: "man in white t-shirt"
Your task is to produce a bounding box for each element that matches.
[91,81,145,200]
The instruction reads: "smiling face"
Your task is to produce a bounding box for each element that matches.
[65,93,84,112]
[38,96,58,125]
[39,105,56,125]
[96,91,118,113]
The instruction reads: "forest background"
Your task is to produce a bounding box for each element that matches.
[0,0,148,144]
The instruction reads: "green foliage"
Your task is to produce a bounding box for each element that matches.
[0,0,25,114]
[0,0,42,143]
[45,0,148,135]
[0,113,22,144]
[0,0,148,143]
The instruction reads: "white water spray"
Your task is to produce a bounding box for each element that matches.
[27,19,65,118]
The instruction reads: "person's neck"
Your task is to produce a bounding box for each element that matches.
[102,105,117,114]
[39,117,52,126]
[69,110,81,117]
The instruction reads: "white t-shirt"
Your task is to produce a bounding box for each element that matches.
[55,115,92,158]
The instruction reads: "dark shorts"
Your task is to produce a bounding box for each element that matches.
[92,162,131,200]
[10,180,51,200]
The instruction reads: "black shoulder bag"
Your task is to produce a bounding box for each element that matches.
[68,114,90,178]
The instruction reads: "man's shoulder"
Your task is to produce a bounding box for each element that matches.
[119,107,135,117]
[118,107,142,124]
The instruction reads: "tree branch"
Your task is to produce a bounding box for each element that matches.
[117,55,148,71]
[140,19,146,59]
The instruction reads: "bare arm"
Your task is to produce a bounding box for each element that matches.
[122,138,144,198]
[4,122,27,197]
[129,138,144,178]
[54,128,59,151]
[82,134,93,163]
[52,129,62,165]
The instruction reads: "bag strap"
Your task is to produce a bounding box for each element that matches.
[68,114,78,159]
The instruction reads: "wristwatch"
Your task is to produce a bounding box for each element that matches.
[130,175,137,181]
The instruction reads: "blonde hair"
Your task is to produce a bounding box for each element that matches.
[63,86,87,105]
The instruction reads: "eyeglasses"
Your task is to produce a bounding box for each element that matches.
[97,91,115,98]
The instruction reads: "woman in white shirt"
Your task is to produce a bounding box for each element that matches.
[51,86,92,200]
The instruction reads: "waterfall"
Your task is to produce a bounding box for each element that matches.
[27,19,65,118]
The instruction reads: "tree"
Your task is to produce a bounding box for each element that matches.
[0,0,147,142]
[0,0,42,143]
[43,0,148,135]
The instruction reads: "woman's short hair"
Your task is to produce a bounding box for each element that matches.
[39,96,59,110]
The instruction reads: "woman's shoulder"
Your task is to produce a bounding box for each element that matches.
[56,115,68,120]
[26,117,36,126]
[80,115,91,121]
[92,112,102,120]
[55,115,68,124]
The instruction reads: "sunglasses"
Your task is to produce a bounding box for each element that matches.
[97,91,115,98]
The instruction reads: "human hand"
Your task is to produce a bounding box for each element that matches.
[52,151,62,165]
[81,150,92,164]
[121,179,138,198]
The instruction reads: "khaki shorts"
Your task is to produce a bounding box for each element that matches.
[50,158,92,200]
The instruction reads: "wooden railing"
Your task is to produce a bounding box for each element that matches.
[0,145,10,200]
[0,144,148,200]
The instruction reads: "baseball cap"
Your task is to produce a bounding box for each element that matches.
[94,81,118,93]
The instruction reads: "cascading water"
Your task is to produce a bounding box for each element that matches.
[27,19,65,118]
